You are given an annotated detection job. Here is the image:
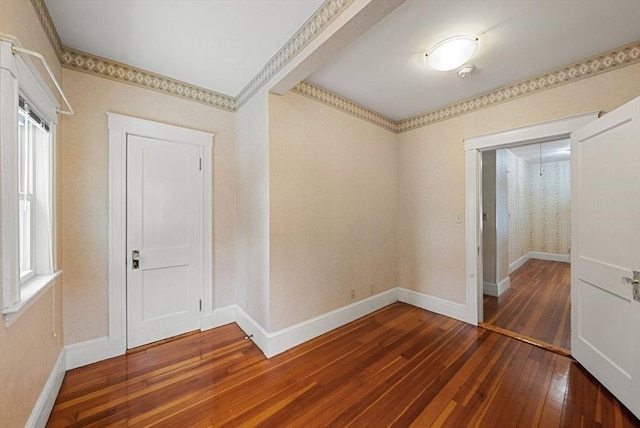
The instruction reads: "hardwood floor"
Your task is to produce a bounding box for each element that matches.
[483,259,571,352]
[47,303,639,427]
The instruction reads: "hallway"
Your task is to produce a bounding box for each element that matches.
[483,259,571,352]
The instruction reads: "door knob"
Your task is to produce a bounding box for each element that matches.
[622,270,640,302]
[132,250,140,269]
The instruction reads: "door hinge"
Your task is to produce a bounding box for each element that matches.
[199,158,202,171]
[199,299,202,311]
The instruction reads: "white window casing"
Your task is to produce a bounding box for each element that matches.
[0,38,61,325]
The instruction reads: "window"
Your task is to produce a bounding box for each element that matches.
[1,39,61,322]
[18,98,51,284]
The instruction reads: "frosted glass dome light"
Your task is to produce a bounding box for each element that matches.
[425,36,478,71]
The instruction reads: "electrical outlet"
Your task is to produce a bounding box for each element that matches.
[370,283,374,294]
[350,288,356,300]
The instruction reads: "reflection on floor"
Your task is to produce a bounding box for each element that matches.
[483,259,571,351]
[48,302,639,426]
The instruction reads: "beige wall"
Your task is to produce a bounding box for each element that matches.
[0,0,61,92]
[398,63,640,305]
[0,1,64,426]
[496,151,509,282]
[61,69,237,344]
[269,92,398,330]
[504,148,532,264]
[481,151,497,284]
[0,279,63,426]
[235,89,270,328]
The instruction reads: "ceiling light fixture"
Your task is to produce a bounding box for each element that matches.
[457,64,475,78]
[425,35,478,71]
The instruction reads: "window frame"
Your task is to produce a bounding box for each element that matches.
[1,39,61,325]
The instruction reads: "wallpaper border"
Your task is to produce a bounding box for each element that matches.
[29,0,63,59]
[396,41,640,132]
[31,0,356,112]
[61,48,237,112]
[235,0,356,108]
[27,0,640,125]
[297,41,640,134]
[293,81,398,133]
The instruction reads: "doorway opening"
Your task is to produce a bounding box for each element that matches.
[462,111,599,356]
[480,140,571,354]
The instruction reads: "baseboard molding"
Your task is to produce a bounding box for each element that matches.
[236,289,399,358]
[509,252,570,273]
[509,253,530,274]
[201,305,237,331]
[483,276,511,297]
[67,306,238,369]
[66,287,475,363]
[530,251,570,263]
[397,288,470,323]
[65,336,110,370]
[26,349,66,428]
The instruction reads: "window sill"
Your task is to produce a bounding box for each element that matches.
[3,270,62,327]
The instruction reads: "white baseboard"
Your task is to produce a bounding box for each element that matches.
[509,253,530,274]
[530,251,570,263]
[65,336,109,370]
[397,288,469,323]
[26,349,66,428]
[509,251,570,274]
[65,287,476,363]
[236,289,398,358]
[201,305,237,331]
[483,276,511,297]
[235,307,272,356]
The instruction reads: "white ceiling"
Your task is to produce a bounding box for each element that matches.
[45,0,640,119]
[309,0,640,120]
[44,0,323,96]
[507,139,571,164]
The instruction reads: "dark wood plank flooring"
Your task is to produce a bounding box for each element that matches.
[47,302,639,427]
[484,259,571,351]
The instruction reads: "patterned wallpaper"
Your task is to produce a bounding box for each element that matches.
[503,149,571,265]
[530,160,571,256]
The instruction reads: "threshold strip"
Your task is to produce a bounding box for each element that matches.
[479,322,571,357]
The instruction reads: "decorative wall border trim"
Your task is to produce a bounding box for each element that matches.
[61,48,236,111]
[30,0,63,60]
[28,0,640,129]
[235,0,355,108]
[292,41,639,134]
[397,41,640,133]
[293,81,398,132]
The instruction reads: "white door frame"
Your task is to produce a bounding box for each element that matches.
[106,113,213,357]
[463,111,599,325]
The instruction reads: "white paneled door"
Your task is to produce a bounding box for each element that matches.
[126,134,202,349]
[571,96,640,419]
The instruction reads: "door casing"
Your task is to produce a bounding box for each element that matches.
[463,111,599,324]
[107,113,213,358]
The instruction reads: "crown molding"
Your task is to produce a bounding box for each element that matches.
[235,0,355,108]
[293,81,399,133]
[61,48,236,111]
[396,40,640,133]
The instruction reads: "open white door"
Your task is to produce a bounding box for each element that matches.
[127,134,203,348]
[571,96,640,418]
